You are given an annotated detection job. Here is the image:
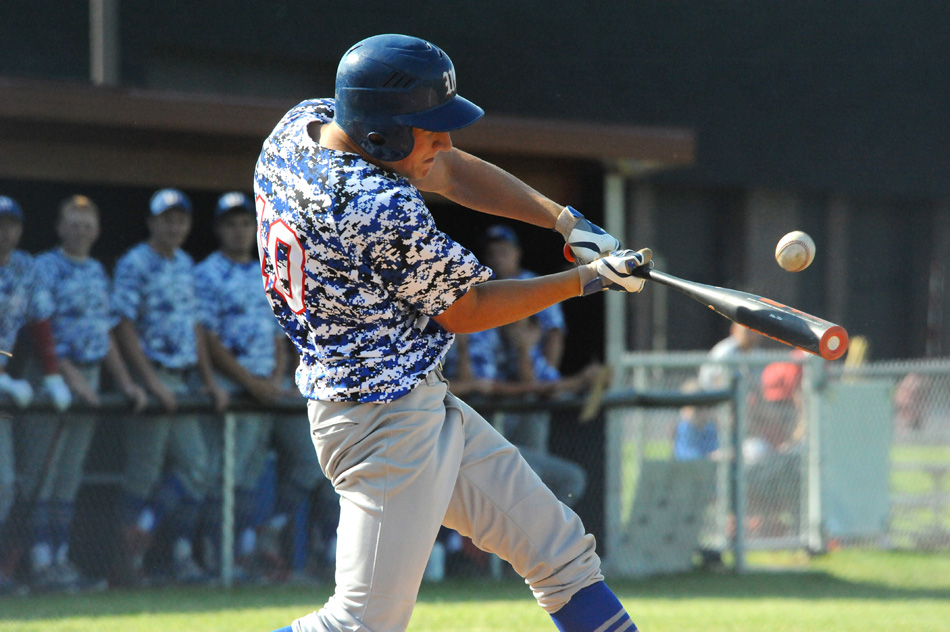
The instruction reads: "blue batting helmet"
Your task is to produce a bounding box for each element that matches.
[334,34,484,162]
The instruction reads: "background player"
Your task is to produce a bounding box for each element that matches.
[0,195,72,594]
[196,191,328,581]
[24,195,146,591]
[256,34,647,632]
[110,188,225,585]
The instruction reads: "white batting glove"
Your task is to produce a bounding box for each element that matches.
[555,206,621,264]
[43,374,72,412]
[580,248,654,296]
[0,373,34,408]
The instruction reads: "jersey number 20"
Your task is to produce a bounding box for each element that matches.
[257,195,306,314]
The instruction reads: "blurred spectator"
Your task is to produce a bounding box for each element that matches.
[673,379,721,462]
[482,224,566,370]
[17,195,146,592]
[698,322,764,392]
[0,196,72,595]
[894,372,928,431]
[745,359,805,538]
[674,378,724,568]
[109,188,226,586]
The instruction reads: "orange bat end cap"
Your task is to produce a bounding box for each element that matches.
[563,243,575,263]
[819,326,850,361]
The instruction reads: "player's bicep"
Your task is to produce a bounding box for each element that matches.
[431,285,479,334]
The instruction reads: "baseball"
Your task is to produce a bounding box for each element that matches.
[775,231,816,272]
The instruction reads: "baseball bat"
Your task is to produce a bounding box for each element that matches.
[631,266,849,361]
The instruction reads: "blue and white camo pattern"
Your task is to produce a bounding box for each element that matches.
[112,243,199,369]
[0,250,54,369]
[34,248,112,364]
[442,329,501,381]
[254,99,492,403]
[195,251,281,378]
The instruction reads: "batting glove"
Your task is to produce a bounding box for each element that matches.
[0,373,34,408]
[580,248,654,296]
[43,374,72,412]
[555,206,621,264]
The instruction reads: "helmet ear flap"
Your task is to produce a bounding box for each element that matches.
[354,123,414,162]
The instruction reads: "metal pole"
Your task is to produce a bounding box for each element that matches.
[221,412,236,587]
[89,0,119,85]
[732,369,748,573]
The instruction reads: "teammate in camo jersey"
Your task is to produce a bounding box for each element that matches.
[0,195,73,595]
[24,195,145,592]
[195,192,324,577]
[258,34,650,632]
[110,188,224,586]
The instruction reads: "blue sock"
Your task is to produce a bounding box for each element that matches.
[550,581,636,632]
[153,474,188,527]
[169,495,201,543]
[30,501,52,548]
[118,493,148,528]
[49,500,74,552]
[269,627,293,632]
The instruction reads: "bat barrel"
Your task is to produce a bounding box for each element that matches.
[634,266,850,361]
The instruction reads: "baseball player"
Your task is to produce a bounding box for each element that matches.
[110,188,226,585]
[23,195,146,591]
[0,195,72,594]
[256,35,649,632]
[196,191,327,580]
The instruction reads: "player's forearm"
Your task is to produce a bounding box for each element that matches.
[113,320,159,387]
[418,149,563,228]
[202,328,257,390]
[434,271,582,334]
[104,335,139,393]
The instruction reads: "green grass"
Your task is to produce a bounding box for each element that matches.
[1,550,949,631]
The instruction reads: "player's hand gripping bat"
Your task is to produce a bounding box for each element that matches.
[630,265,849,360]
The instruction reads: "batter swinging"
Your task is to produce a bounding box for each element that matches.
[255,34,650,632]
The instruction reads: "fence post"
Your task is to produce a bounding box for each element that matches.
[732,368,748,573]
[221,412,236,587]
[804,358,824,553]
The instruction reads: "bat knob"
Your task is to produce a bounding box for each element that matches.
[563,243,575,263]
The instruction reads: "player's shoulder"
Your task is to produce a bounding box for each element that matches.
[33,248,59,268]
[270,98,335,139]
[170,248,194,267]
[7,249,35,269]
[196,250,225,269]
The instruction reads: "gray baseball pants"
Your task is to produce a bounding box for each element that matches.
[16,364,100,504]
[293,369,602,632]
[122,367,209,501]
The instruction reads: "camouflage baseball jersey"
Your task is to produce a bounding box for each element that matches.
[0,250,54,369]
[195,251,281,378]
[254,98,492,403]
[112,243,199,369]
[34,248,112,364]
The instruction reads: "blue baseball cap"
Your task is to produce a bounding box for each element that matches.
[0,196,23,221]
[149,188,192,216]
[484,224,520,247]
[215,191,254,217]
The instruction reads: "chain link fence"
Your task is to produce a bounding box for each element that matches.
[601,352,950,576]
[2,354,949,591]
